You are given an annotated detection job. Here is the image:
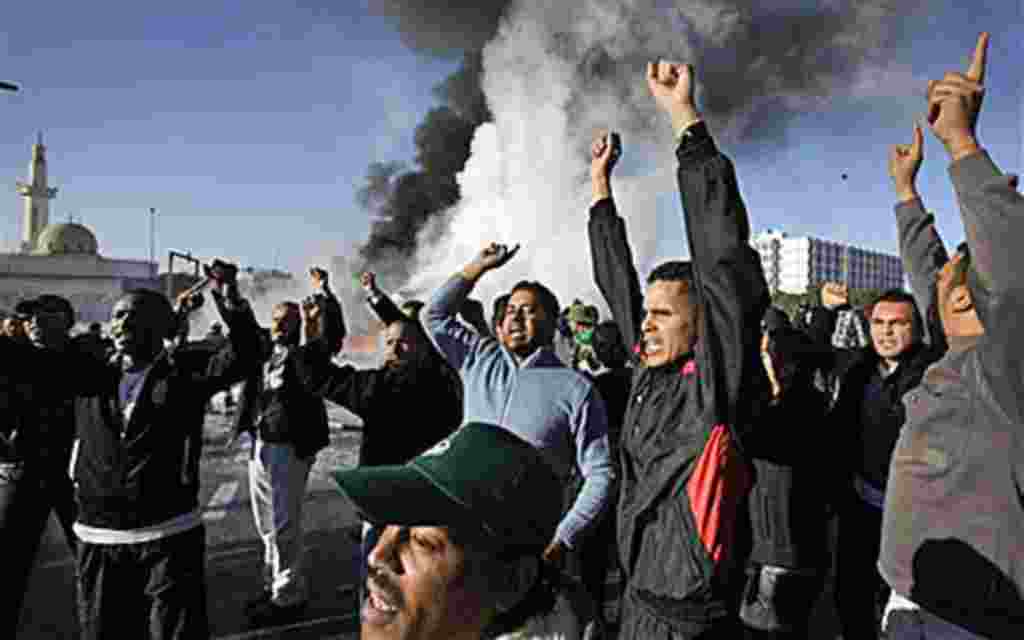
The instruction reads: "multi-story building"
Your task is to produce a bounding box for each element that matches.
[752,229,904,294]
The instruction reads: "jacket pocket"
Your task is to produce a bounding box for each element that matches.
[632,482,715,603]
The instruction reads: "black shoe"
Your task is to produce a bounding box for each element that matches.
[246,599,307,627]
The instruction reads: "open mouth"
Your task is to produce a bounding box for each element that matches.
[362,585,401,626]
[644,339,662,354]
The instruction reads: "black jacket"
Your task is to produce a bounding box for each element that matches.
[0,337,44,464]
[233,291,343,459]
[294,291,462,468]
[70,295,261,529]
[1,339,93,471]
[817,340,942,492]
[589,123,769,628]
[746,378,832,570]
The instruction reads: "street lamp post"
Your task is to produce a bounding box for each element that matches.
[149,208,157,279]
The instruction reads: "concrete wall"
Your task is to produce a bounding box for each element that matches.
[0,254,159,323]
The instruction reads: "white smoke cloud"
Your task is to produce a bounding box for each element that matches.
[394,0,920,317]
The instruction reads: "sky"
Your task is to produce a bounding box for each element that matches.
[1,1,1021,290]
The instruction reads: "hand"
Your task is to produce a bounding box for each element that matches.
[888,124,924,202]
[926,32,987,160]
[821,282,849,309]
[360,271,378,296]
[646,60,701,136]
[205,259,239,286]
[175,289,204,314]
[542,540,568,570]
[309,267,329,290]
[474,242,520,273]
[591,131,621,181]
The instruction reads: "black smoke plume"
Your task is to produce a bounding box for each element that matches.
[355,51,493,288]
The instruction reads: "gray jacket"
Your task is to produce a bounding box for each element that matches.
[879,151,1024,638]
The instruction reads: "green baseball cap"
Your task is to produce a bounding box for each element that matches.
[331,423,563,556]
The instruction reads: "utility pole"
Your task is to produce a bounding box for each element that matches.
[149,208,157,278]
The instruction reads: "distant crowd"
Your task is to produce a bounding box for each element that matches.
[2,31,1021,640]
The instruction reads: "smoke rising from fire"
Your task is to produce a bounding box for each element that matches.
[361,0,921,317]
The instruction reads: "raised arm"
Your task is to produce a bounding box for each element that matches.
[889,124,949,348]
[425,243,518,370]
[587,132,645,357]
[928,33,1024,318]
[201,261,262,394]
[301,267,346,355]
[648,60,770,432]
[360,271,407,326]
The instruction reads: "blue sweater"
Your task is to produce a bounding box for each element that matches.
[426,275,614,548]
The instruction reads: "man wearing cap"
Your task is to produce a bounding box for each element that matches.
[333,422,600,640]
[425,246,614,574]
[0,294,82,634]
[67,260,262,639]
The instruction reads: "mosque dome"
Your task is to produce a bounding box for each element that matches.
[33,222,99,255]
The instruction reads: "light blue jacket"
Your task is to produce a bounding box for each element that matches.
[427,275,614,548]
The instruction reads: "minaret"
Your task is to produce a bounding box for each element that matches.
[15,131,59,253]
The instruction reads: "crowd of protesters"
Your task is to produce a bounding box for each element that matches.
[1,30,1021,640]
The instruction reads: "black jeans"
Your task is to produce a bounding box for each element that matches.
[0,461,77,636]
[835,493,888,640]
[77,525,209,640]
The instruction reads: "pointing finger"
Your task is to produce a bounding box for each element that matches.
[966,32,989,83]
[911,123,923,154]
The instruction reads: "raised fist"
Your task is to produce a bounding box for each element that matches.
[473,242,520,273]
[591,131,621,182]
[646,60,700,134]
[821,282,849,309]
[204,259,238,285]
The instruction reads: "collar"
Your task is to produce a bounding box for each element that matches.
[507,345,560,369]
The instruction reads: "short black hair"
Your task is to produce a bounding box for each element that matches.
[870,288,923,343]
[508,282,560,326]
[872,288,917,308]
[19,294,75,328]
[647,260,694,286]
[120,289,176,337]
